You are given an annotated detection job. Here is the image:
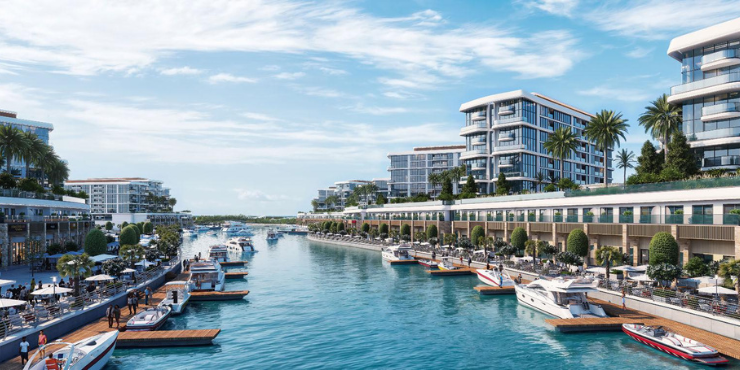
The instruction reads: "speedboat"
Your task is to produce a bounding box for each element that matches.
[194,225,209,233]
[126,306,171,331]
[381,244,414,262]
[24,331,118,370]
[266,229,279,241]
[437,257,460,271]
[477,268,515,288]
[158,281,191,315]
[188,260,225,292]
[622,324,728,366]
[418,259,438,269]
[182,229,196,237]
[226,237,257,253]
[208,244,229,263]
[515,276,607,319]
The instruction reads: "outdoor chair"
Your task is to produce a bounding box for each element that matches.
[20,313,35,325]
[9,316,23,329]
[699,303,713,312]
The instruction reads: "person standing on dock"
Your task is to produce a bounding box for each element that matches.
[114,305,121,327]
[127,294,134,315]
[38,330,47,358]
[622,290,626,310]
[132,292,139,313]
[144,287,152,305]
[19,336,30,365]
[106,304,114,328]
[467,256,472,268]
[432,251,436,261]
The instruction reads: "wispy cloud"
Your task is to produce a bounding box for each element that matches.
[625,47,654,59]
[299,86,342,98]
[345,104,409,115]
[274,72,305,80]
[521,0,579,17]
[159,66,202,75]
[207,73,257,84]
[234,189,289,202]
[242,112,279,122]
[318,67,347,76]
[577,86,652,102]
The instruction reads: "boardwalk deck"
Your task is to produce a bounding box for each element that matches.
[474,286,515,295]
[117,329,220,348]
[546,317,645,332]
[220,261,248,267]
[389,259,418,265]
[190,290,250,301]
[428,267,475,276]
[225,271,249,279]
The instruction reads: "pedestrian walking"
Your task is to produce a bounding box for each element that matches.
[622,290,627,310]
[127,294,134,315]
[145,286,152,305]
[132,292,139,314]
[38,330,47,358]
[431,251,436,260]
[19,337,30,365]
[106,304,114,328]
[114,305,121,327]
[467,256,472,267]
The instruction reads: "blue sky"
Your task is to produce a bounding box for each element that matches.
[1,0,740,215]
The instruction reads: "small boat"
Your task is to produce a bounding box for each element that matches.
[233,229,254,237]
[622,324,728,366]
[182,228,196,237]
[194,225,209,233]
[515,276,607,319]
[208,244,229,263]
[418,259,438,269]
[381,244,414,262]
[24,331,118,370]
[126,306,171,331]
[266,229,279,241]
[476,268,515,288]
[437,257,460,271]
[158,281,191,315]
[226,237,257,253]
[188,260,226,292]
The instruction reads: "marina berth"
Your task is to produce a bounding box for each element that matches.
[226,237,257,253]
[188,260,226,292]
[437,256,461,271]
[126,306,172,331]
[23,331,118,370]
[208,244,229,263]
[476,268,515,288]
[158,281,191,315]
[381,244,414,262]
[515,276,607,319]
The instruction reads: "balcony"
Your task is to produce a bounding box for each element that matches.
[669,72,740,103]
[498,132,515,142]
[470,163,486,170]
[460,148,488,160]
[701,49,740,71]
[498,158,515,168]
[493,144,526,153]
[701,102,740,122]
[472,111,487,121]
[498,105,515,116]
[471,137,487,146]
[689,127,740,143]
[703,155,740,168]
[460,122,489,135]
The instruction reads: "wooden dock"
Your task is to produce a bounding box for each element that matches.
[190,290,250,301]
[117,329,221,348]
[546,317,646,332]
[225,271,249,279]
[427,267,475,276]
[389,259,419,265]
[220,261,248,267]
[474,286,515,295]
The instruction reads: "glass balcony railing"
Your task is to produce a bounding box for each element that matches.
[704,155,740,167]
[671,72,740,95]
[583,215,594,223]
[619,215,633,223]
[599,215,613,223]
[701,49,737,66]
[493,144,526,152]
[689,127,740,142]
[565,176,740,197]
[702,102,739,116]
[566,215,578,223]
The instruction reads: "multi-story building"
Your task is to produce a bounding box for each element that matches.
[667,17,740,171]
[387,145,465,198]
[459,90,612,194]
[313,187,337,211]
[0,109,54,178]
[312,179,391,211]
[334,180,372,208]
[372,178,390,200]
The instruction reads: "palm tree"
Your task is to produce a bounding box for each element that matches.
[45,155,69,186]
[362,183,378,205]
[543,127,579,181]
[57,253,94,296]
[718,259,740,294]
[168,197,177,211]
[32,144,54,185]
[19,131,45,179]
[119,244,146,269]
[638,94,681,162]
[427,172,443,198]
[615,149,636,187]
[324,195,339,211]
[584,110,629,188]
[0,125,29,175]
[448,165,467,194]
[535,172,545,192]
[596,246,623,281]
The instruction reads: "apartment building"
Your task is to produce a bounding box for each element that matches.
[387,145,464,198]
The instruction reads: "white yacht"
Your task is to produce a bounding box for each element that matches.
[437,256,460,271]
[193,225,209,233]
[24,331,118,370]
[477,268,515,288]
[158,281,191,315]
[515,276,607,319]
[182,229,196,238]
[208,244,229,263]
[226,237,257,253]
[188,260,225,292]
[381,244,414,262]
[266,229,279,241]
[223,221,252,235]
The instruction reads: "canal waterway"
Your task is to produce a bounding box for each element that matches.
[106,229,737,369]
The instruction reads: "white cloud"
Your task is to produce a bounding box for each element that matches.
[160,66,202,75]
[299,86,342,98]
[234,189,288,202]
[242,112,279,122]
[0,1,584,81]
[586,0,740,39]
[274,72,305,80]
[383,91,423,100]
[522,0,579,17]
[260,65,281,71]
[207,73,257,84]
[345,104,409,115]
[318,67,347,75]
[577,86,651,102]
[625,47,653,59]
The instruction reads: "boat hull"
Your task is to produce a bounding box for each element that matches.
[476,270,514,288]
[418,260,438,269]
[126,309,171,332]
[622,325,728,366]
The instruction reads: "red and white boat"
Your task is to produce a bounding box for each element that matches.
[126,306,172,331]
[24,331,118,370]
[476,269,515,288]
[622,324,728,366]
[418,259,438,269]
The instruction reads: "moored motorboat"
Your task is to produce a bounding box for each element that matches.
[515,276,607,319]
[158,281,191,315]
[266,229,279,241]
[381,244,414,262]
[208,244,229,263]
[126,306,171,331]
[437,257,460,271]
[477,268,515,288]
[622,324,728,366]
[418,259,438,269]
[24,331,118,370]
[226,237,257,253]
[188,260,226,292]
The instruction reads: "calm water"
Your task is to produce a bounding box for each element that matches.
[106,229,738,369]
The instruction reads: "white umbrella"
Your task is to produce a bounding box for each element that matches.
[85,274,114,282]
[0,298,26,308]
[613,265,637,272]
[0,279,16,288]
[629,274,653,282]
[632,265,649,272]
[122,268,137,273]
[586,267,607,274]
[31,286,73,296]
[698,286,737,295]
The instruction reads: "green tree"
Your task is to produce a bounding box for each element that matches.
[665,131,698,178]
[143,222,154,234]
[64,241,79,252]
[683,257,710,278]
[443,233,457,247]
[83,229,108,256]
[495,172,510,195]
[595,246,623,281]
[376,193,387,205]
[119,244,146,268]
[0,125,29,175]
[649,232,679,265]
[556,251,582,268]
[647,263,682,288]
[102,258,127,277]
[584,110,629,188]
[524,240,537,257]
[0,173,16,189]
[556,177,579,191]
[615,148,636,186]
[544,127,579,181]
[361,223,370,233]
[470,226,485,247]
[44,154,70,186]
[535,171,546,192]
[460,175,477,198]
[543,183,556,192]
[105,221,113,231]
[46,242,63,255]
[379,223,389,236]
[121,221,129,229]
[426,224,438,240]
[19,131,46,179]
[119,225,139,246]
[567,229,588,257]
[718,260,740,294]
[500,244,518,259]
[168,197,177,210]
[57,253,94,296]
[337,222,345,232]
[510,227,528,253]
[638,94,681,162]
[400,223,410,237]
[438,177,454,201]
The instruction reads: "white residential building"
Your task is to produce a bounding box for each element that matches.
[387,145,465,198]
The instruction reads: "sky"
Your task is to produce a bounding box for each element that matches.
[1,0,740,216]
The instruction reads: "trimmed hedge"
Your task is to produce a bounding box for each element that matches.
[84,229,107,256]
[379,223,389,235]
[471,226,485,246]
[119,225,139,246]
[567,229,588,257]
[400,224,411,236]
[510,227,528,250]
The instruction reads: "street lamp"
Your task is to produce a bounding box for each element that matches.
[52,276,57,303]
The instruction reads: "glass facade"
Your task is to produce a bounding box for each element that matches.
[387,149,462,198]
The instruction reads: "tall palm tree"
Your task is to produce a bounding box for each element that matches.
[615,149,636,187]
[535,172,546,192]
[362,184,378,205]
[0,125,29,175]
[584,110,629,188]
[45,157,69,186]
[32,144,54,185]
[638,94,681,162]
[448,164,467,194]
[543,127,579,181]
[19,131,45,179]
[57,253,94,296]
[596,246,622,282]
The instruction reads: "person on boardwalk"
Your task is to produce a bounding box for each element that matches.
[127,294,134,315]
[38,330,47,358]
[431,251,436,261]
[144,287,152,305]
[19,336,30,365]
[114,305,121,327]
[132,292,139,314]
[45,353,61,370]
[622,290,627,310]
[459,256,463,266]
[106,304,114,328]
[467,256,472,268]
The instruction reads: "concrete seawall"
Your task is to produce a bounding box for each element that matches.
[306,235,383,252]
